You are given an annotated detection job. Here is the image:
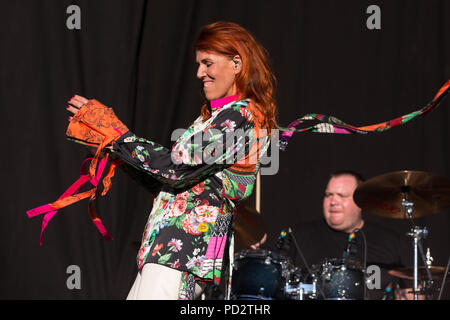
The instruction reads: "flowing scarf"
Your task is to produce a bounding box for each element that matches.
[278,80,450,151]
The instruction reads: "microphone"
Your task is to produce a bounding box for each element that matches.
[343,231,357,260]
[276,230,291,255]
[382,283,395,300]
[344,228,369,300]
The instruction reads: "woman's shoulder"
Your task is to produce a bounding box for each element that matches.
[222,98,265,127]
[221,98,251,114]
[214,98,254,123]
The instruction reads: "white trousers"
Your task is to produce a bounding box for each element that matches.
[126,263,202,300]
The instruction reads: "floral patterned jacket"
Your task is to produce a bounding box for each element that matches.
[111,95,270,285]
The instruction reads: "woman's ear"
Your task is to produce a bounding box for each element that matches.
[232,55,242,74]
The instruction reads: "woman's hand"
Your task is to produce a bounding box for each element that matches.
[67,94,89,120]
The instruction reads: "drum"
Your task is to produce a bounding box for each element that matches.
[231,249,294,300]
[312,258,365,300]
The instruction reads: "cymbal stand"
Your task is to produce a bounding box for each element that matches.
[406,226,429,299]
[402,192,431,300]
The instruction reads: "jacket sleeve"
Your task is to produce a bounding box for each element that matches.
[115,158,163,196]
[111,104,256,189]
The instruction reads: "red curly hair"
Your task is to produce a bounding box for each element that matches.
[194,21,277,132]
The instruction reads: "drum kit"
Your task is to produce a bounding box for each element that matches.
[230,170,450,300]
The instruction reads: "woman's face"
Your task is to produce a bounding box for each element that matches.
[196,50,241,101]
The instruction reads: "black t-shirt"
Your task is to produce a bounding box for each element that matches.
[276,218,411,299]
[287,218,406,269]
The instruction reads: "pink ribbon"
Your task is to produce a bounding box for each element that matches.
[27,154,110,245]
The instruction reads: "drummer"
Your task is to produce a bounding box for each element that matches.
[282,170,412,299]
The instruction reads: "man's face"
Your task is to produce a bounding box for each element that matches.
[323,175,362,233]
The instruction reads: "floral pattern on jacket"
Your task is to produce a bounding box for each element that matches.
[112,98,270,284]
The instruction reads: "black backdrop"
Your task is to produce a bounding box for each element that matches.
[0,0,449,299]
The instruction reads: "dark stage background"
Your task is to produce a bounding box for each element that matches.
[1,0,449,299]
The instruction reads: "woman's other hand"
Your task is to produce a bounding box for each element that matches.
[67,94,89,120]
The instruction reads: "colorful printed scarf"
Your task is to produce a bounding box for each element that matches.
[278,80,450,151]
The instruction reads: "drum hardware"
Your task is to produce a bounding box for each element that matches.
[388,265,446,300]
[287,227,327,299]
[388,265,446,281]
[388,247,445,299]
[437,255,450,300]
[285,282,316,300]
[230,249,296,300]
[230,250,371,300]
[426,248,433,267]
[400,181,434,300]
[343,229,369,299]
[386,248,450,300]
[283,265,318,300]
[230,249,321,300]
[353,170,450,219]
[401,190,432,299]
[354,170,450,300]
[407,226,431,299]
[310,258,365,300]
[232,170,450,300]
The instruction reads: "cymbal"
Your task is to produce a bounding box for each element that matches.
[354,170,450,219]
[388,266,447,280]
[234,201,266,250]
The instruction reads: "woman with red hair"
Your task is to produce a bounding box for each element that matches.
[66,21,277,300]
